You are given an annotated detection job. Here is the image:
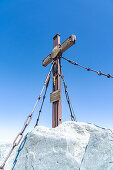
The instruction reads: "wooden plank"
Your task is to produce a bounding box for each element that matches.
[43,35,76,67]
[50,89,61,103]
[42,46,61,67]
[42,53,52,67]
[51,45,61,59]
[60,35,76,54]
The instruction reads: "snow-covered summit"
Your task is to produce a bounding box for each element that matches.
[0,121,113,170]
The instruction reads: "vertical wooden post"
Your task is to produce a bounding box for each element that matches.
[52,34,62,128]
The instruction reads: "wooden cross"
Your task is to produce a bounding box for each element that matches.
[43,34,76,128]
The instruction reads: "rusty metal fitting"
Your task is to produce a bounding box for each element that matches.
[13,133,23,147]
[38,95,41,100]
[24,115,32,126]
[98,71,102,76]
[74,62,78,65]
[107,74,111,78]
[87,68,91,71]
[21,125,27,134]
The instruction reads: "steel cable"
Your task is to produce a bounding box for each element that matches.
[35,75,51,127]
[61,56,113,79]
[0,64,53,170]
[61,69,76,121]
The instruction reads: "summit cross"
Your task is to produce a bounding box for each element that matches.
[43,34,76,128]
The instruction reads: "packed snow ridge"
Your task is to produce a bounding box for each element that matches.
[0,121,113,170]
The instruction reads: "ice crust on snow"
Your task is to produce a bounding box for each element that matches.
[0,121,113,170]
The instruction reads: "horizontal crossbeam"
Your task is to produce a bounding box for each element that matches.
[43,35,76,67]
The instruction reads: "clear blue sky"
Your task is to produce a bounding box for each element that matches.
[0,0,113,142]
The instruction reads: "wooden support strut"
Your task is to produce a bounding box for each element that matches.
[52,33,62,128]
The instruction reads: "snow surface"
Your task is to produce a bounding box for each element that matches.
[0,121,113,170]
[0,143,17,169]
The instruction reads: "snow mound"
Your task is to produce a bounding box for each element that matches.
[0,121,113,170]
[0,143,17,170]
